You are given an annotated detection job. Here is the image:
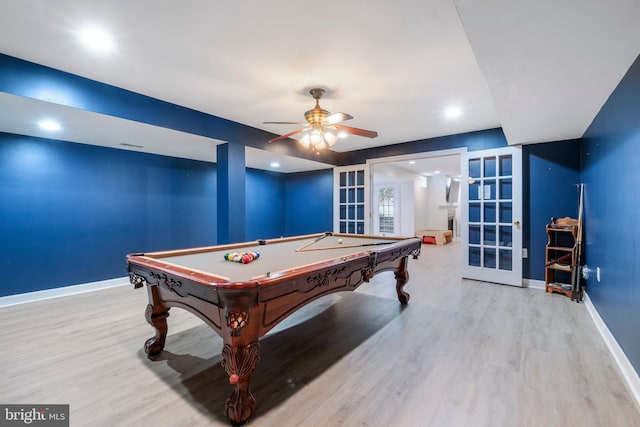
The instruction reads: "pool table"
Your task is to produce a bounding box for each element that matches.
[127,232,421,424]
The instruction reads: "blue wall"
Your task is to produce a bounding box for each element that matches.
[246,168,285,240]
[581,54,640,374]
[0,125,588,297]
[0,132,336,297]
[0,133,217,297]
[523,140,582,280]
[0,53,581,286]
[245,168,334,239]
[285,169,334,236]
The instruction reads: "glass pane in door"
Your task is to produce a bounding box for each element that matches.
[466,154,513,271]
[463,147,522,286]
[336,167,367,235]
[378,186,395,234]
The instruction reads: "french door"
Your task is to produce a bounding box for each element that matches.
[333,165,369,234]
[461,147,522,286]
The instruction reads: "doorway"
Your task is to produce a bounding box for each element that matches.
[368,149,464,239]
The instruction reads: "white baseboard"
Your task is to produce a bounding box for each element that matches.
[0,277,129,308]
[584,292,640,410]
[522,278,545,289]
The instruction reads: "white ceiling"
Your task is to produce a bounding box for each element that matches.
[0,92,334,173]
[381,154,462,178]
[0,1,639,172]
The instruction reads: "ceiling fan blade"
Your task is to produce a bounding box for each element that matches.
[334,124,378,138]
[268,128,306,143]
[263,121,306,125]
[325,112,353,125]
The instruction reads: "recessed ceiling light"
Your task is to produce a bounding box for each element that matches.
[270,162,280,168]
[78,27,114,52]
[38,119,61,131]
[409,161,416,164]
[337,131,348,138]
[434,170,441,174]
[444,106,462,120]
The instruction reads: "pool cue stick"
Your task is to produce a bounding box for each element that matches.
[295,233,330,252]
[573,183,585,302]
[545,253,572,267]
[297,241,391,251]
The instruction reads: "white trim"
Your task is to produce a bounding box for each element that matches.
[0,277,129,308]
[365,147,467,166]
[523,278,545,289]
[584,292,640,411]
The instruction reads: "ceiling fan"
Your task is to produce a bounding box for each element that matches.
[264,88,378,151]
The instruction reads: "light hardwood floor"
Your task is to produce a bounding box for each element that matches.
[1,242,639,426]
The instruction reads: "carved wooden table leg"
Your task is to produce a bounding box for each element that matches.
[144,286,170,357]
[221,342,260,424]
[394,256,410,304]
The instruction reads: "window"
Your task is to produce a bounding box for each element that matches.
[378,186,395,234]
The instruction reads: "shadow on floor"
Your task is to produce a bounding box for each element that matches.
[137,292,407,423]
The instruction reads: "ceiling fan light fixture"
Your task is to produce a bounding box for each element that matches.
[309,129,323,145]
[314,141,327,150]
[323,130,338,147]
[266,87,377,149]
[299,133,311,148]
[298,128,338,151]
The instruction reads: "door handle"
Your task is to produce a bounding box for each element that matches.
[514,220,521,230]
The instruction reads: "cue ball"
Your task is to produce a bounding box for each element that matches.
[338,238,343,244]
